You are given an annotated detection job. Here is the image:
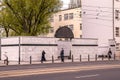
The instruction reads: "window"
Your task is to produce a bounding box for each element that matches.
[115,10,119,20]
[69,24,74,30]
[116,43,120,50]
[80,35,82,38]
[69,13,73,19]
[64,14,68,20]
[59,26,62,28]
[59,15,62,21]
[80,23,82,30]
[115,27,119,37]
[64,25,68,27]
[116,0,120,1]
[49,16,54,22]
[49,27,54,33]
[80,11,82,18]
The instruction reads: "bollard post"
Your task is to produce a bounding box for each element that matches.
[95,54,97,61]
[4,59,8,65]
[108,57,110,61]
[80,55,81,62]
[6,60,8,65]
[5,60,8,65]
[114,54,116,60]
[119,54,120,60]
[52,55,54,63]
[4,57,9,65]
[72,55,74,62]
[102,55,104,61]
[30,56,32,64]
[18,57,20,65]
[88,54,90,61]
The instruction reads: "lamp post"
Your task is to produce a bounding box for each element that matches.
[112,0,116,53]
[18,37,21,64]
[0,29,2,60]
[112,0,115,40]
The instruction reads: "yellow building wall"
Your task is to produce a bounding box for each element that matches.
[47,8,82,38]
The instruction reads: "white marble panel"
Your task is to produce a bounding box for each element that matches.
[1,37,19,45]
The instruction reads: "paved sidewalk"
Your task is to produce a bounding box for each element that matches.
[0,57,118,66]
[0,59,72,66]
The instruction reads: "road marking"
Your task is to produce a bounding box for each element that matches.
[75,74,99,79]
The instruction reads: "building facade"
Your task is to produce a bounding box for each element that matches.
[69,0,81,8]
[82,0,120,54]
[47,7,82,38]
[1,37,98,61]
[114,0,120,52]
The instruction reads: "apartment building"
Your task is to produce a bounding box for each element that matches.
[69,0,81,8]
[47,7,82,38]
[82,0,120,54]
[114,0,120,51]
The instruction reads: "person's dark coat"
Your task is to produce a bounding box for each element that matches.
[60,49,64,62]
[41,50,46,62]
[108,49,112,59]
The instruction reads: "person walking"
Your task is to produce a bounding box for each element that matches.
[108,48,112,59]
[60,48,64,62]
[41,50,46,63]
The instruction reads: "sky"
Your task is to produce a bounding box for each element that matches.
[61,0,70,9]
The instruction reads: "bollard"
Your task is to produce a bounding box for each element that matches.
[95,54,97,61]
[108,57,110,61]
[108,55,110,61]
[102,55,104,61]
[4,57,9,65]
[6,60,8,65]
[114,54,116,60]
[52,55,54,63]
[30,56,32,64]
[4,59,8,65]
[18,57,20,65]
[4,60,8,65]
[119,55,120,60]
[72,55,74,62]
[88,54,90,61]
[80,55,81,62]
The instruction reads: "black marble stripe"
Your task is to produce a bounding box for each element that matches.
[72,44,98,46]
[1,44,58,47]
[110,45,115,46]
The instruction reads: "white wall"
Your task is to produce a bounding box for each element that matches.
[1,37,100,61]
[21,37,58,61]
[1,37,19,61]
[1,37,19,45]
[72,38,98,59]
[82,0,113,46]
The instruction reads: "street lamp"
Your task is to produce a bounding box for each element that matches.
[112,0,115,40]
[0,29,2,60]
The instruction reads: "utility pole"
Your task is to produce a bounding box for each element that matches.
[112,0,116,55]
[113,0,115,40]
[18,37,21,64]
[0,29,2,60]
[0,33,1,60]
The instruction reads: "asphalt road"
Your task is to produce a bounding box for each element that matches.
[0,60,120,80]
[1,67,120,80]
[0,60,120,71]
